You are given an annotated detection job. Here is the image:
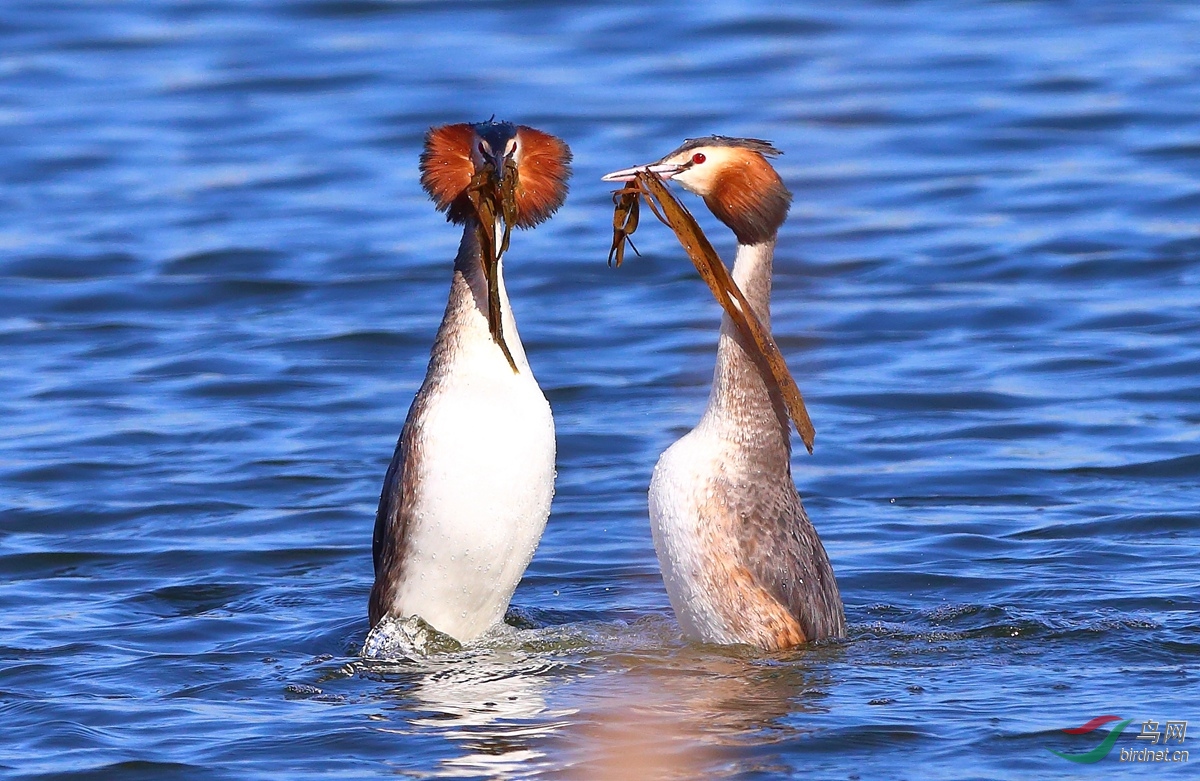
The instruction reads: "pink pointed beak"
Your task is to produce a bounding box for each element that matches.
[601,162,684,182]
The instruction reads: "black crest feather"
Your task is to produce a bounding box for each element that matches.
[663,136,783,160]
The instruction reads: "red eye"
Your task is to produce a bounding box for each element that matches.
[691,153,706,164]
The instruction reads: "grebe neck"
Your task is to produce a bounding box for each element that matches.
[700,239,790,457]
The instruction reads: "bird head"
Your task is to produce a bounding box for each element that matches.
[602,136,792,245]
[418,120,571,372]
[420,120,572,229]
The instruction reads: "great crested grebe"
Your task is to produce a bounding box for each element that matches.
[603,137,845,650]
[370,120,571,642]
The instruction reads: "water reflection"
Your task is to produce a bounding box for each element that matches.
[553,645,837,780]
[363,645,575,779]
[359,624,836,779]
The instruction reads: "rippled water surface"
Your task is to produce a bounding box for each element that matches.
[3,1,1199,778]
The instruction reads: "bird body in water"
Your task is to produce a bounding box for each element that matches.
[603,137,846,650]
[370,120,571,643]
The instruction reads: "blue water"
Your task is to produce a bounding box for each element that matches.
[2,1,1199,778]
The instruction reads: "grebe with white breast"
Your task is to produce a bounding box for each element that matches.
[370,120,571,643]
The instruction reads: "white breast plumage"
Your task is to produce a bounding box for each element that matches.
[393,353,554,642]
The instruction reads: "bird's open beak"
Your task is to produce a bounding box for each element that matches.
[601,162,684,182]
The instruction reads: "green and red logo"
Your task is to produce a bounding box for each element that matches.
[1049,715,1132,764]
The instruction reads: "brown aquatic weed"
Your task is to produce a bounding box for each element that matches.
[608,171,816,453]
[608,182,645,268]
[465,157,520,372]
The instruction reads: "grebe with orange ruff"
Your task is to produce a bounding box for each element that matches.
[603,137,845,650]
[370,120,571,643]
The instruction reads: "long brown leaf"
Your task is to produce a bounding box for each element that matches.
[632,171,816,454]
[466,165,518,373]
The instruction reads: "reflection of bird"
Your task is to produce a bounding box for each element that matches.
[566,649,828,780]
[406,650,562,777]
[603,137,845,650]
[370,120,571,642]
